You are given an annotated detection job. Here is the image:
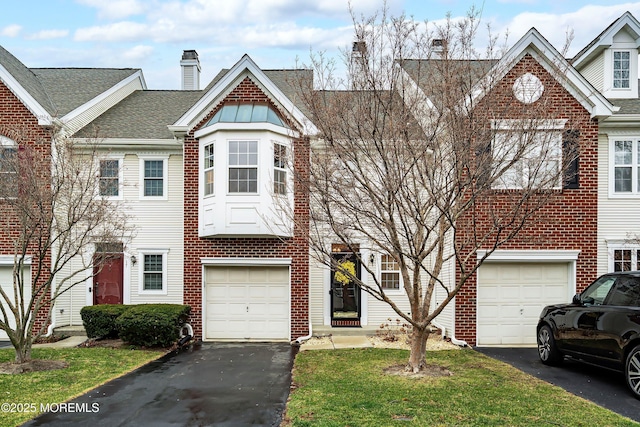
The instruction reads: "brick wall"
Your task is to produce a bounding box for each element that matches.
[182,76,310,339]
[454,55,599,345]
[0,81,53,334]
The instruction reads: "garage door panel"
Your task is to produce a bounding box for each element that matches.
[0,266,31,341]
[478,262,570,347]
[204,266,289,341]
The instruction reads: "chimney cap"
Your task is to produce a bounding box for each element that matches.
[182,49,199,60]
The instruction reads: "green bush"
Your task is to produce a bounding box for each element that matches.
[80,305,130,338]
[115,304,191,347]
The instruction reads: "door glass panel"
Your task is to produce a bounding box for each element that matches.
[331,253,360,320]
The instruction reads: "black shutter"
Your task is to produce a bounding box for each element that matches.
[563,129,579,189]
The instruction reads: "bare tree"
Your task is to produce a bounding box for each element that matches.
[292,7,583,371]
[0,126,131,364]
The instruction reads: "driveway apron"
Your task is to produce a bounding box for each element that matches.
[22,342,297,427]
[476,347,640,423]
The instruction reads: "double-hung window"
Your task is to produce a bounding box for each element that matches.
[139,156,168,199]
[228,141,258,193]
[493,133,562,189]
[380,254,401,291]
[0,136,17,197]
[614,51,631,89]
[138,249,168,294]
[99,159,120,197]
[203,143,214,196]
[611,248,640,272]
[612,139,640,194]
[274,143,287,195]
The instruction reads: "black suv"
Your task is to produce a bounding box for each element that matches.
[537,271,640,399]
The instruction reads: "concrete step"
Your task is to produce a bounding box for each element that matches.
[54,325,86,337]
[313,325,381,337]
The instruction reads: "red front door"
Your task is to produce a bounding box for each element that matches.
[93,253,124,305]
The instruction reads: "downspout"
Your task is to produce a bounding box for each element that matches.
[45,123,61,338]
[431,319,468,347]
[294,318,313,344]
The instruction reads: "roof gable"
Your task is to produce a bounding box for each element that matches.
[0,45,53,125]
[469,28,615,118]
[171,54,316,135]
[572,11,640,69]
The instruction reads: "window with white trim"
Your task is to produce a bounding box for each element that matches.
[612,139,640,194]
[138,249,168,294]
[274,143,287,195]
[612,248,640,272]
[380,254,401,290]
[99,158,121,198]
[203,143,214,196]
[614,51,631,89]
[492,130,562,189]
[0,136,17,197]
[139,156,168,199]
[228,141,258,193]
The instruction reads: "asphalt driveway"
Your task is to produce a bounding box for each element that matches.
[22,342,297,427]
[476,347,640,423]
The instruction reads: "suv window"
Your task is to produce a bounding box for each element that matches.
[607,276,640,307]
[581,276,616,305]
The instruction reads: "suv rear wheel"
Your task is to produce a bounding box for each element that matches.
[537,325,563,365]
[625,344,640,399]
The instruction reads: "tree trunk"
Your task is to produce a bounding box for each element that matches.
[14,339,32,364]
[406,326,429,373]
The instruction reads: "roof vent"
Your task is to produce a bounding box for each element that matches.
[181,49,201,90]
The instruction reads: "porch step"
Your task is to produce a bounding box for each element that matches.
[313,325,381,337]
[53,325,86,337]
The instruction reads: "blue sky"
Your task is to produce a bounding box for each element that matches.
[1,0,640,89]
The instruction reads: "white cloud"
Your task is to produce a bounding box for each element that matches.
[122,45,154,60]
[27,29,70,40]
[74,21,149,42]
[1,25,22,38]
[498,3,640,56]
[76,0,147,20]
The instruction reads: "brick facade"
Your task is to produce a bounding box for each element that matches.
[0,81,53,334]
[454,55,599,345]
[182,77,310,340]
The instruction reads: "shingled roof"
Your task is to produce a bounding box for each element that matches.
[32,68,139,116]
[73,90,203,139]
[0,45,141,118]
[0,45,56,114]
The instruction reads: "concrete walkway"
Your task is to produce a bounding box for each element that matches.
[33,335,87,348]
[299,335,372,351]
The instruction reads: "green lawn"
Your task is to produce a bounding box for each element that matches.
[0,347,163,426]
[285,348,640,427]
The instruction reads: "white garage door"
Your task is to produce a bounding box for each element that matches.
[0,265,31,341]
[477,262,569,347]
[204,266,289,341]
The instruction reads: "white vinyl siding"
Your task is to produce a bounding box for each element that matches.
[577,54,605,92]
[600,133,640,276]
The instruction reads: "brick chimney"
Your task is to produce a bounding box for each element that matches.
[180,50,201,90]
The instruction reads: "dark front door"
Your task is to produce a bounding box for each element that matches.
[93,253,124,305]
[330,252,361,327]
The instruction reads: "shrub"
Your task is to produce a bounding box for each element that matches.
[115,304,191,347]
[80,305,130,338]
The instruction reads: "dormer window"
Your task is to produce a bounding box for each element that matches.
[207,104,289,128]
[614,51,631,89]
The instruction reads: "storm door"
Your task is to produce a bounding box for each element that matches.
[330,246,361,327]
